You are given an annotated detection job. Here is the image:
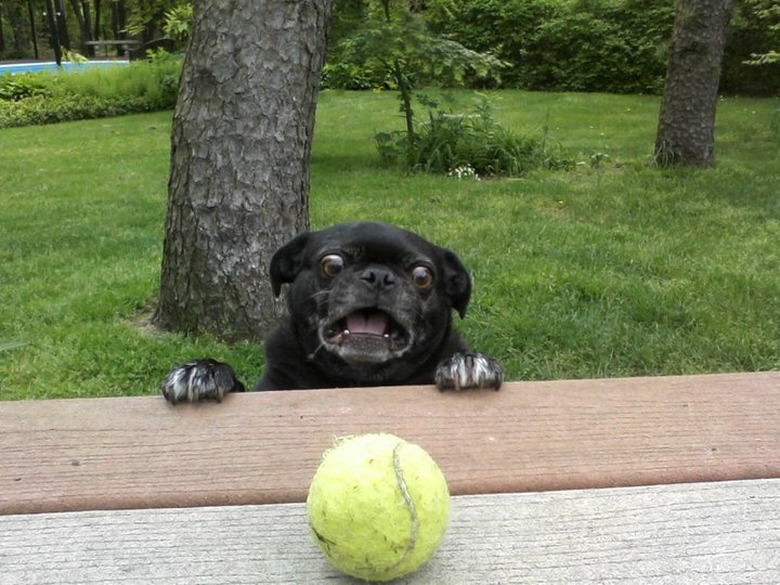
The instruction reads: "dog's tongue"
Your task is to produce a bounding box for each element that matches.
[346,312,388,336]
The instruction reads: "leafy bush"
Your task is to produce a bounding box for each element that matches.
[0,74,52,101]
[163,3,194,45]
[0,56,181,128]
[325,0,675,93]
[321,62,390,90]
[326,0,778,96]
[721,0,780,95]
[423,0,777,95]
[376,98,573,177]
[0,95,166,128]
[424,0,673,94]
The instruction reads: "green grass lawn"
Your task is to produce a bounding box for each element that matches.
[1,90,778,400]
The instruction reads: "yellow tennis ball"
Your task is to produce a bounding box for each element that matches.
[307,433,450,582]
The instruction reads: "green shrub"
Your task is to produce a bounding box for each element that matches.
[424,0,564,89]
[721,0,780,95]
[321,62,389,90]
[0,56,181,128]
[0,94,164,128]
[376,98,573,176]
[424,0,673,94]
[325,0,674,93]
[521,8,669,94]
[0,73,52,101]
[422,0,777,95]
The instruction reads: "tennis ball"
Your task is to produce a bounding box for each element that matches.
[307,433,450,582]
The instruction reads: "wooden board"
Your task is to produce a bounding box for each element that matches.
[1,479,778,584]
[1,372,779,515]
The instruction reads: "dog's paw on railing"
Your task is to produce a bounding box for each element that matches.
[435,352,503,391]
[161,359,246,404]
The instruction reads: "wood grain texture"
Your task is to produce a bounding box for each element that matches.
[1,372,778,514]
[1,479,778,584]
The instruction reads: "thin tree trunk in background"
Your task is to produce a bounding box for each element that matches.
[54,0,70,50]
[654,0,734,167]
[68,0,93,54]
[93,0,101,40]
[0,3,5,54]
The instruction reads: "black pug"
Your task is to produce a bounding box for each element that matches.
[162,221,503,403]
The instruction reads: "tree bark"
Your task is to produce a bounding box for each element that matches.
[0,4,5,54]
[68,0,93,54]
[54,0,71,50]
[154,0,332,342]
[654,0,734,167]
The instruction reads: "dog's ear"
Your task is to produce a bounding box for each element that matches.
[269,232,310,297]
[439,248,472,319]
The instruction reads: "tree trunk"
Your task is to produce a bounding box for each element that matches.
[54,0,70,50]
[68,0,93,54]
[0,5,5,54]
[154,0,332,342]
[93,0,101,40]
[111,0,126,42]
[7,1,31,55]
[654,0,734,167]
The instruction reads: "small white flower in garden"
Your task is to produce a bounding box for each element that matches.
[447,165,479,180]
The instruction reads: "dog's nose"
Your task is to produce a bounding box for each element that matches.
[359,266,396,290]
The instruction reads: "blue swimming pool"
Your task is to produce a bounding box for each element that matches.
[0,60,129,75]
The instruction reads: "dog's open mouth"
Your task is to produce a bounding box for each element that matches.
[323,309,411,364]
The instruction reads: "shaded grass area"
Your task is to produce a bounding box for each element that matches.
[1,91,778,399]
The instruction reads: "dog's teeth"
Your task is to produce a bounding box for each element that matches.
[342,329,351,336]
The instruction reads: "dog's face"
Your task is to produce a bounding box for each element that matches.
[270,222,471,382]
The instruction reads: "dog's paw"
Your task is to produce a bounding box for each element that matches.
[161,359,246,404]
[435,352,503,391]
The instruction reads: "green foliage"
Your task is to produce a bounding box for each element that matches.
[334,1,511,175]
[741,0,780,64]
[321,62,390,90]
[324,0,778,95]
[163,3,194,45]
[376,97,573,176]
[423,0,673,94]
[0,74,51,101]
[326,0,505,95]
[720,0,780,94]
[423,0,564,87]
[0,95,162,128]
[0,59,182,129]
[61,49,89,63]
[125,0,179,39]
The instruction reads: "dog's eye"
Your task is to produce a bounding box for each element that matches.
[411,265,434,290]
[320,254,345,278]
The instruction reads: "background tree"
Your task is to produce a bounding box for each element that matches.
[742,0,780,64]
[335,0,503,146]
[161,3,193,47]
[68,0,94,55]
[153,0,333,342]
[654,0,735,167]
[125,0,177,43]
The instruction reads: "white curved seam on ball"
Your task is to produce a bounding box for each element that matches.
[388,441,419,574]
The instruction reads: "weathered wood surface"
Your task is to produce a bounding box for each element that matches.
[1,372,778,515]
[1,479,778,584]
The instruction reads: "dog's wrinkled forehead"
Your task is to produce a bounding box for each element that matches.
[310,222,437,265]
[270,221,473,317]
